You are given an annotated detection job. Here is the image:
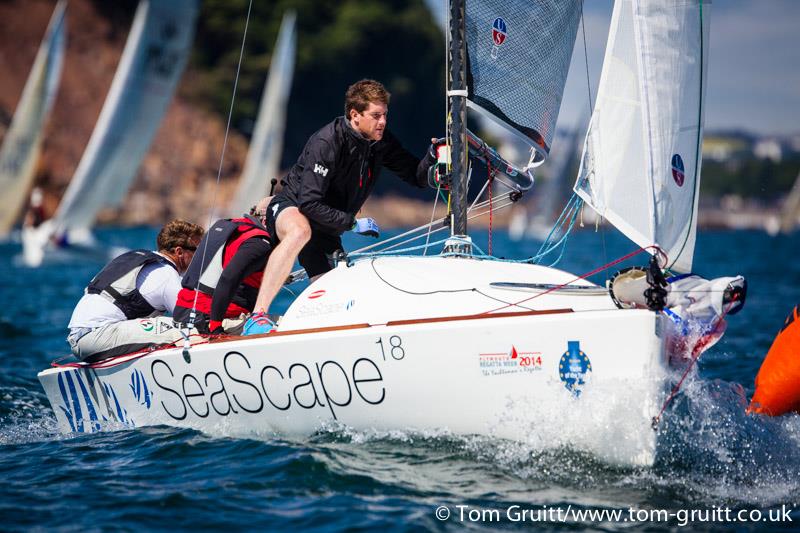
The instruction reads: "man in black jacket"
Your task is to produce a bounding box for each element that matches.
[243,79,437,335]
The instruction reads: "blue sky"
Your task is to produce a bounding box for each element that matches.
[559,0,800,136]
[427,0,799,136]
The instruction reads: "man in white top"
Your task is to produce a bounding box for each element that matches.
[67,220,204,362]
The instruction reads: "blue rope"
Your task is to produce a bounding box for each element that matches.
[337,196,584,272]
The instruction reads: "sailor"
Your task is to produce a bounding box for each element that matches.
[23,187,46,228]
[172,206,272,335]
[244,79,440,335]
[67,219,205,362]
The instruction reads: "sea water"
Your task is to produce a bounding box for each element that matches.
[1,226,799,531]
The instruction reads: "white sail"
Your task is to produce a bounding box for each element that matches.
[779,171,800,234]
[0,0,66,236]
[52,0,198,235]
[230,11,296,217]
[575,0,710,273]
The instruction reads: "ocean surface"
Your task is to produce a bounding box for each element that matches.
[1,226,799,531]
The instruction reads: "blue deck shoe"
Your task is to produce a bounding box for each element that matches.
[243,312,276,336]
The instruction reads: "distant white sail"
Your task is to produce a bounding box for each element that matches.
[779,171,800,234]
[230,11,296,217]
[575,0,710,273]
[53,0,198,235]
[0,0,66,236]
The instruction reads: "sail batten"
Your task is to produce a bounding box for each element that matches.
[0,0,66,236]
[575,0,710,273]
[53,0,198,235]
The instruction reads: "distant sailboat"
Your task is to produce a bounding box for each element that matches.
[229,11,296,217]
[778,171,800,234]
[0,0,66,239]
[21,0,198,267]
[508,123,584,241]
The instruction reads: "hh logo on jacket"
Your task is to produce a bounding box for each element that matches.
[314,163,329,177]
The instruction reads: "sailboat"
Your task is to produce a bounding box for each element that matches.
[0,0,66,239]
[777,171,800,234]
[229,11,296,217]
[20,0,198,267]
[38,0,744,467]
[508,123,584,241]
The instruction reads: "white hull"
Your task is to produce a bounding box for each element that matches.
[39,257,670,466]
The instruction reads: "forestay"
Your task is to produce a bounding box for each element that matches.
[53,0,198,235]
[0,0,66,236]
[575,0,710,273]
[465,0,581,165]
[230,11,297,217]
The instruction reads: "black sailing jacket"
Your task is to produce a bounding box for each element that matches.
[278,116,435,236]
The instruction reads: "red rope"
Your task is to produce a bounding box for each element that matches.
[482,245,661,314]
[488,170,493,255]
[481,145,495,256]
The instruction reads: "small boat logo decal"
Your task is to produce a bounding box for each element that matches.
[308,289,326,299]
[671,153,685,186]
[479,346,542,376]
[559,341,592,396]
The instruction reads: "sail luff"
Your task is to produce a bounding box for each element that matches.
[0,0,66,236]
[53,0,198,235]
[229,11,297,217]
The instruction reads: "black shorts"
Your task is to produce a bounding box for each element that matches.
[264,195,293,246]
[265,195,344,278]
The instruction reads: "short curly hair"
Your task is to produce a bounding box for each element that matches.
[344,79,390,118]
[156,219,204,251]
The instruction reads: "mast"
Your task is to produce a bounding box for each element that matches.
[448,0,468,238]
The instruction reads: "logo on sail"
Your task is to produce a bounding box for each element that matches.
[558,341,591,395]
[492,18,507,46]
[671,153,685,186]
[491,18,507,60]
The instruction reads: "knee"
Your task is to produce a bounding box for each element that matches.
[281,218,311,246]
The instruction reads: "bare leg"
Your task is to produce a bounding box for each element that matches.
[253,207,311,313]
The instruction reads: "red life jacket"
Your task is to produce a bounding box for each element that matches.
[175,217,268,318]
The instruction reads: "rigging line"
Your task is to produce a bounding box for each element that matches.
[579,0,594,117]
[184,0,254,346]
[484,245,657,314]
[651,290,739,430]
[285,194,517,282]
[369,257,536,310]
[424,180,443,256]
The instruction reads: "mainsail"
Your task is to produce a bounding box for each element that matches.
[575,0,710,273]
[229,11,296,217]
[52,0,198,235]
[0,0,66,237]
[465,0,581,165]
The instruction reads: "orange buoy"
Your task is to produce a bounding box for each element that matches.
[749,304,800,416]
